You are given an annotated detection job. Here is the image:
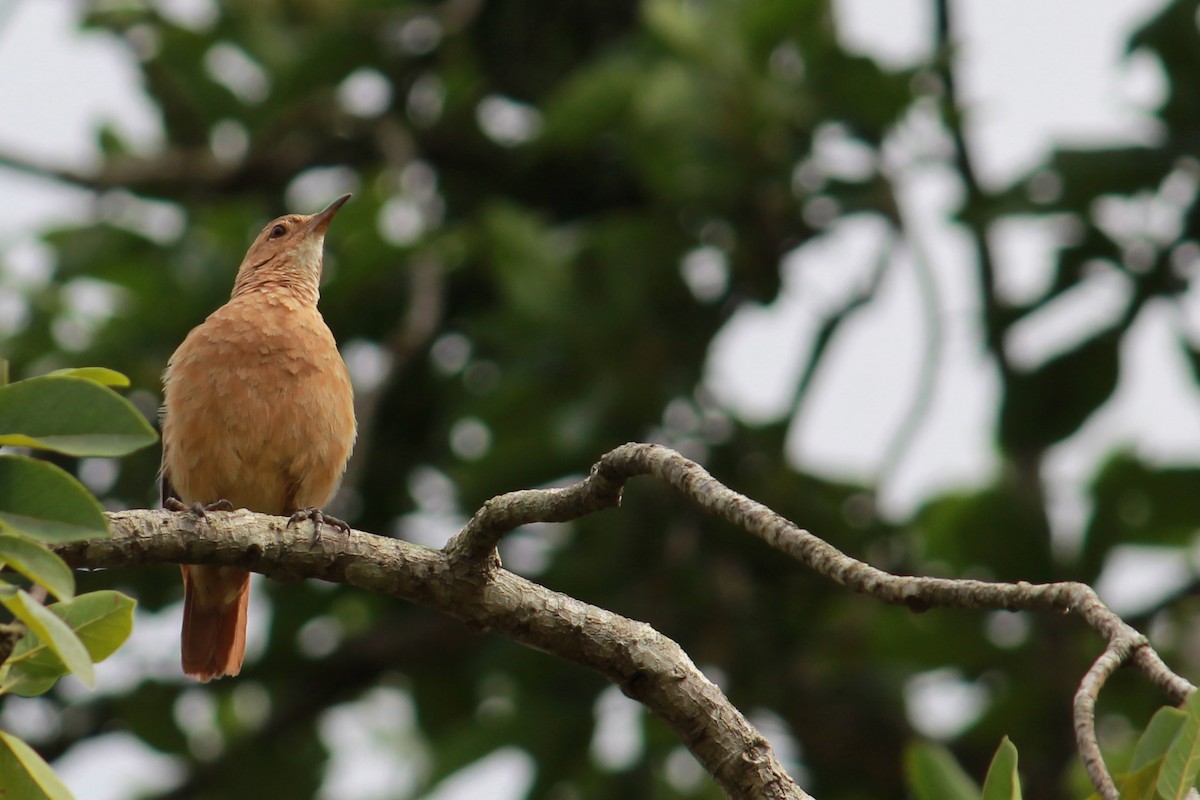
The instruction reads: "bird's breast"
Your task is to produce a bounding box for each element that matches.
[162,300,357,514]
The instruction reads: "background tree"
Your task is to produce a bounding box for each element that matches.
[2,0,1199,798]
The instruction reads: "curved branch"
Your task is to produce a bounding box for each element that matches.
[878,207,942,485]
[62,501,807,798]
[59,443,1192,799]
[444,443,1195,796]
[1074,637,1142,800]
[787,230,893,421]
[0,148,233,195]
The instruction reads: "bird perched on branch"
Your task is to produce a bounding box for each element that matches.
[161,194,357,682]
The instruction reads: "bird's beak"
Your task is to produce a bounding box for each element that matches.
[306,194,352,236]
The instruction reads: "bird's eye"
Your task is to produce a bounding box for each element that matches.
[269,224,287,239]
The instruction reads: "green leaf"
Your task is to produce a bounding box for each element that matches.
[3,590,135,696]
[47,590,135,662]
[0,588,94,687]
[904,742,982,800]
[480,202,577,323]
[0,731,75,800]
[45,367,131,388]
[1131,706,1187,771]
[999,325,1122,452]
[0,455,109,542]
[0,375,156,456]
[1157,691,1200,800]
[980,737,1022,800]
[1112,757,1166,800]
[917,480,1054,582]
[542,55,639,145]
[643,0,707,60]
[3,665,61,698]
[1080,456,1200,582]
[0,532,75,600]
[1042,147,1174,213]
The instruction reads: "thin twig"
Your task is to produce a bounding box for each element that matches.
[788,231,893,421]
[933,0,1009,378]
[1074,635,1146,800]
[878,207,942,484]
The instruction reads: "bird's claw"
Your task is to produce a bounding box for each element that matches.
[287,507,351,539]
[165,498,234,518]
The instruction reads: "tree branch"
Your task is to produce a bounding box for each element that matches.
[61,467,808,799]
[58,443,1192,798]
[787,230,893,422]
[933,0,1011,382]
[878,203,943,485]
[1074,640,1135,800]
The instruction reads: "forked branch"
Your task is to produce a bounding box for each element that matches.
[59,443,1190,799]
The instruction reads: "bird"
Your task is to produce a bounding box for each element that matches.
[160,194,357,682]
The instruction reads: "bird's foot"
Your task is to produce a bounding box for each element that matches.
[287,507,351,537]
[165,498,234,518]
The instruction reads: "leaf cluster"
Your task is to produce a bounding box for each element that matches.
[0,365,151,798]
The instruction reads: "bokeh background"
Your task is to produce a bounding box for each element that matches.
[2,0,1200,798]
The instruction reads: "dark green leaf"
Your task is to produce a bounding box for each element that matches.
[0,455,109,542]
[980,737,1021,800]
[1158,690,1200,800]
[0,532,75,600]
[1043,147,1174,212]
[0,375,156,456]
[999,325,1122,452]
[1131,706,1187,771]
[904,742,981,800]
[0,588,93,687]
[3,590,134,696]
[48,590,136,663]
[0,731,74,800]
[7,590,135,665]
[1081,456,1200,581]
[1104,757,1168,800]
[918,481,1053,581]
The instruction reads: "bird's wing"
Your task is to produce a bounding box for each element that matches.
[161,447,181,507]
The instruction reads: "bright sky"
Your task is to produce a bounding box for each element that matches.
[0,0,1194,794]
[711,0,1200,553]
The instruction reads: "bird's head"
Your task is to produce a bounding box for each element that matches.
[231,193,351,301]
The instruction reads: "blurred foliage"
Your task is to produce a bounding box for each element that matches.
[2,0,1200,798]
[912,698,1200,800]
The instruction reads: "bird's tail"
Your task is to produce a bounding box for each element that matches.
[181,565,250,682]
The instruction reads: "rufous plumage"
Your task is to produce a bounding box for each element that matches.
[160,194,357,681]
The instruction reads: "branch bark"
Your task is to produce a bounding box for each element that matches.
[57,443,1192,799]
[62,460,808,799]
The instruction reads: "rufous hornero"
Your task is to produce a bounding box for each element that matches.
[160,194,357,681]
